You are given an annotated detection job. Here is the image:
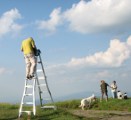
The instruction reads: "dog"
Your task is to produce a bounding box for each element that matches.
[79,94,96,110]
[117,91,123,99]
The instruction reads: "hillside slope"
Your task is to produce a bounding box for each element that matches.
[0,98,131,120]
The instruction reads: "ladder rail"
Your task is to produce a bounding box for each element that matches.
[38,54,55,104]
[36,75,43,106]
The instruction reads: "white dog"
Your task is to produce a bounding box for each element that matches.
[117,91,123,99]
[79,94,96,110]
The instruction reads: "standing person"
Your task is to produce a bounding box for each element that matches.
[110,81,117,98]
[21,37,37,79]
[100,80,110,102]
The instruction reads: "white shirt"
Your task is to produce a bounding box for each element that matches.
[111,83,117,92]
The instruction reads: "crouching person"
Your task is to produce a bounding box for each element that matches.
[124,92,128,99]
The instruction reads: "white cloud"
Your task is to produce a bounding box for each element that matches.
[64,0,131,33]
[0,8,23,37]
[0,67,13,75]
[68,36,131,67]
[127,36,131,47]
[96,70,110,78]
[41,36,131,97]
[0,68,6,74]
[46,37,131,81]
[36,7,62,33]
[38,0,131,34]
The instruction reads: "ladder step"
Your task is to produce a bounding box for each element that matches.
[41,106,56,109]
[37,69,42,72]
[40,90,48,93]
[24,94,33,96]
[21,111,32,114]
[38,77,45,80]
[26,85,33,88]
[38,61,42,63]
[43,98,51,100]
[37,84,46,87]
[23,102,33,105]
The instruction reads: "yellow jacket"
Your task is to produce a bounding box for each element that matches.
[21,37,36,55]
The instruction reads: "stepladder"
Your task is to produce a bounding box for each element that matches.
[19,50,56,118]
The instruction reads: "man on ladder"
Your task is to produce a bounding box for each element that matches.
[19,37,56,118]
[21,37,37,79]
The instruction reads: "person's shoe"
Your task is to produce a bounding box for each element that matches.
[29,74,35,79]
[26,75,30,79]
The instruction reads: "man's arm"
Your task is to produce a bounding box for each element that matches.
[31,38,36,49]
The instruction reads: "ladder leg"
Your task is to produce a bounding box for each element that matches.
[19,79,28,117]
[33,78,36,115]
[18,78,37,117]
[36,77,43,106]
[39,54,54,103]
[36,53,56,110]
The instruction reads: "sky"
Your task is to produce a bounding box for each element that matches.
[0,0,131,103]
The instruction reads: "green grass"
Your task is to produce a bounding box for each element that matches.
[93,98,131,111]
[0,98,131,120]
[54,98,131,111]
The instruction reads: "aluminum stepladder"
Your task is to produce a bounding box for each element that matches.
[19,50,56,118]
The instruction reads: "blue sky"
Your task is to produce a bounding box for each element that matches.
[0,0,131,103]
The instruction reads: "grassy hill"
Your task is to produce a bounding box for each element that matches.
[0,98,131,120]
